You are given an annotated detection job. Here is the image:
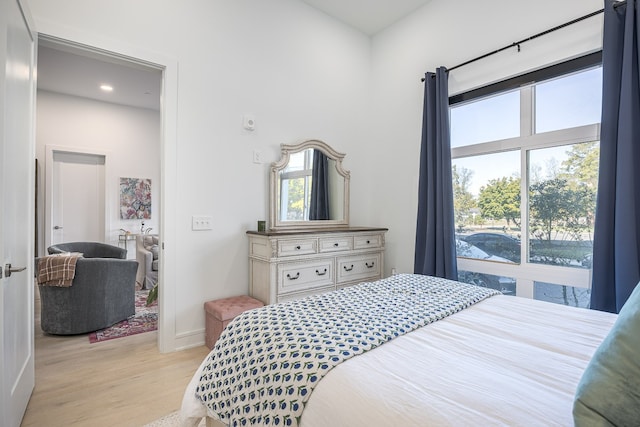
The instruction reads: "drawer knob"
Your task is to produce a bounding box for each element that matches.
[333,243,339,247]
[295,245,301,250]
[315,268,327,276]
[366,262,375,268]
[286,272,300,280]
[343,264,354,272]
[366,240,370,244]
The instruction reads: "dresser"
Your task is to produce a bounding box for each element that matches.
[247,227,388,305]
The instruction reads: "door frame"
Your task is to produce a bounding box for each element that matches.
[36,33,179,353]
[44,145,110,251]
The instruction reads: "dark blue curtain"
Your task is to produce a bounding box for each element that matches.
[591,0,640,313]
[309,150,330,220]
[414,67,458,280]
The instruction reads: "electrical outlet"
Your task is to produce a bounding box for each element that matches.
[192,215,213,231]
[253,150,262,164]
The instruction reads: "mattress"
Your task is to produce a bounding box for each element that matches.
[182,280,616,427]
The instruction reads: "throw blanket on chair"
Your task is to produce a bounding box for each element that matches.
[195,274,500,427]
[37,253,82,287]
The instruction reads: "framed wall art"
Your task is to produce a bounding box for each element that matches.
[120,177,152,219]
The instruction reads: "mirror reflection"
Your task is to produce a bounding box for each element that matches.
[279,149,344,222]
[270,140,349,230]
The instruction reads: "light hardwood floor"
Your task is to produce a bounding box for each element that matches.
[21,287,211,427]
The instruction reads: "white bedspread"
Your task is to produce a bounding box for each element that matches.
[182,294,616,427]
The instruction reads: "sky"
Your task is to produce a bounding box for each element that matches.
[449,67,602,197]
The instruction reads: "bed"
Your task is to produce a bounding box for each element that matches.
[181,273,639,427]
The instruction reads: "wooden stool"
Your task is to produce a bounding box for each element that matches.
[204,295,264,349]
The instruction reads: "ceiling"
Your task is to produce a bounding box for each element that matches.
[37,40,162,111]
[36,1,430,110]
[299,0,432,35]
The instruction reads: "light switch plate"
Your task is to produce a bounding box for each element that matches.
[253,150,262,164]
[192,215,213,230]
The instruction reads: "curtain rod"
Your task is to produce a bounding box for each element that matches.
[421,8,605,82]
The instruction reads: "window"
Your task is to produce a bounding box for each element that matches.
[450,90,520,147]
[535,67,603,133]
[528,143,598,268]
[459,270,516,295]
[534,281,591,308]
[451,60,601,306]
[279,149,313,221]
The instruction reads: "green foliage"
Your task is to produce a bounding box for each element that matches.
[478,177,521,228]
[285,178,306,220]
[530,178,595,241]
[146,283,158,306]
[452,165,477,226]
[559,141,600,189]
[529,143,598,265]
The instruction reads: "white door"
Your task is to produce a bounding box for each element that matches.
[0,0,36,426]
[50,150,105,245]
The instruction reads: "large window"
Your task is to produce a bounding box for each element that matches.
[450,61,602,307]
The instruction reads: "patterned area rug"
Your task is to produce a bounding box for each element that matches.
[88,290,158,343]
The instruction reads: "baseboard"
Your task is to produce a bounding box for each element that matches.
[174,327,206,351]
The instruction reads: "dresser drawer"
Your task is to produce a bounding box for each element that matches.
[277,259,334,294]
[318,236,352,253]
[277,238,317,257]
[277,285,336,303]
[354,234,383,250]
[336,253,381,284]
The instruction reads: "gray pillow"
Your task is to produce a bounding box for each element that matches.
[143,235,154,247]
[150,244,158,260]
[573,282,640,426]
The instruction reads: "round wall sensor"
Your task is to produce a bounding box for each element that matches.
[243,114,256,131]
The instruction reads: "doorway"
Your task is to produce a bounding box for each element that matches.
[35,35,166,348]
[45,148,107,248]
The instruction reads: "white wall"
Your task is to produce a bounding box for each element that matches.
[26,0,371,350]
[36,91,161,256]
[361,0,604,277]
[26,0,605,351]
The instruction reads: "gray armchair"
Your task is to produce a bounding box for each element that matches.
[136,234,159,290]
[39,242,138,335]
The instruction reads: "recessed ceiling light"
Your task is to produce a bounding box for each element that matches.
[100,84,113,92]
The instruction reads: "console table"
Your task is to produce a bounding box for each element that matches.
[118,233,137,257]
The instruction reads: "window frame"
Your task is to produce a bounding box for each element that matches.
[450,54,601,300]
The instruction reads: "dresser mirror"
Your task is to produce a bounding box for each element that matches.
[269,139,350,230]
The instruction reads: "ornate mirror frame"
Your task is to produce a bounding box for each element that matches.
[269,139,350,231]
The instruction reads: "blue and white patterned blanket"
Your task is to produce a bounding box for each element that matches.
[195,273,500,426]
